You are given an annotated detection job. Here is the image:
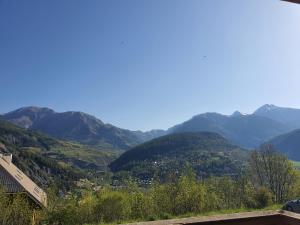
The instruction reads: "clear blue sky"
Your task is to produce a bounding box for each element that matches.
[1,0,300,131]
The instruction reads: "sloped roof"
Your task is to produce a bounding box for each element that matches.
[0,164,24,193]
[0,154,47,207]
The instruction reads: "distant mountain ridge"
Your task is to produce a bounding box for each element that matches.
[254,104,300,129]
[4,104,300,150]
[166,104,300,148]
[167,112,290,148]
[3,107,164,151]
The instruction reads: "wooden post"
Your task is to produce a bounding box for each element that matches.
[32,209,36,225]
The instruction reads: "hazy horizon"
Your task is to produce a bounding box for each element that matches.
[1,0,300,130]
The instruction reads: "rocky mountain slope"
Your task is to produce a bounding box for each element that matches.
[254,104,300,129]
[3,107,164,151]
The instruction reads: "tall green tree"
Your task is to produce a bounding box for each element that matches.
[249,144,299,203]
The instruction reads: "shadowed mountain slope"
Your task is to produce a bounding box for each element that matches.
[268,129,300,161]
[168,112,289,148]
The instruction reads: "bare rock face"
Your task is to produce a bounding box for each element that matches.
[254,104,300,129]
[3,106,55,129]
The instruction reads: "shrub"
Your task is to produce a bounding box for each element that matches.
[253,187,273,208]
[95,189,131,223]
[0,193,33,225]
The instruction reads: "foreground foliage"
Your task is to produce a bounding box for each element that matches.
[0,190,38,225]
[1,146,300,225]
[43,172,299,225]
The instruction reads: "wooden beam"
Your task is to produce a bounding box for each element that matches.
[282,0,300,4]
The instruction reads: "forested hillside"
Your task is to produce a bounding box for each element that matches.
[0,119,116,189]
[110,132,248,180]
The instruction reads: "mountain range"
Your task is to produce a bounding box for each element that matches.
[2,106,164,151]
[168,111,288,148]
[3,104,300,150]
